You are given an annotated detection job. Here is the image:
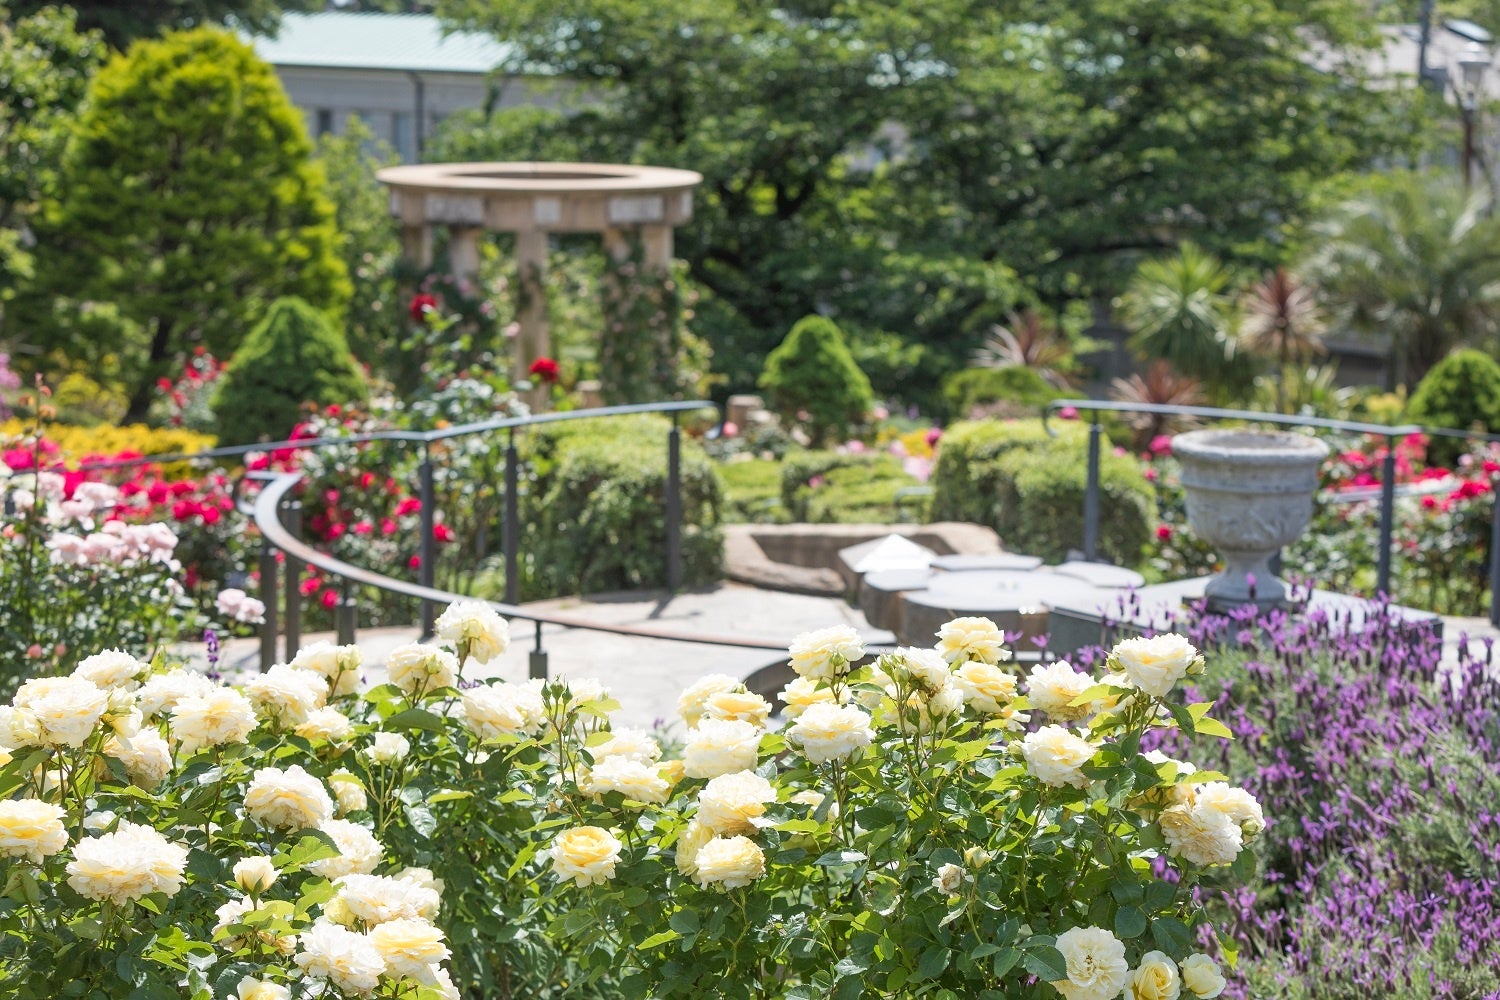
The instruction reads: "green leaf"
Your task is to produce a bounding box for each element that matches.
[1115,904,1147,939]
[990,947,1021,977]
[638,930,679,949]
[916,946,950,980]
[1021,946,1068,982]
[1150,916,1193,957]
[386,708,445,733]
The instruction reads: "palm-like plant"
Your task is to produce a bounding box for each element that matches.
[1119,243,1238,382]
[972,309,1078,388]
[1109,360,1205,450]
[1306,171,1500,390]
[1239,267,1326,413]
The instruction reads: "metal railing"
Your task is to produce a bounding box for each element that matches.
[1043,399,1500,625]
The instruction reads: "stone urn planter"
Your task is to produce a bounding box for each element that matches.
[1171,429,1330,610]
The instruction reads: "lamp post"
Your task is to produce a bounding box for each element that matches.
[1456,41,1492,189]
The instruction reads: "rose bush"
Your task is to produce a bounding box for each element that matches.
[0,603,1258,998]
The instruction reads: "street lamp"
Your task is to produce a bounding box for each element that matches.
[1456,41,1492,188]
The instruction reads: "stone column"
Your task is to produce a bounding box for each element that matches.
[515,228,550,410]
[447,225,482,283]
[641,224,673,270]
[400,224,433,271]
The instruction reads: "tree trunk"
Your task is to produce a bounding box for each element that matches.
[124,317,175,422]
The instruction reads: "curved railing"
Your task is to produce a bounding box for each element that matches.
[1043,399,1500,623]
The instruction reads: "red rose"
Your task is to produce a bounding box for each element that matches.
[409,293,439,322]
[1156,525,1172,541]
[529,357,560,383]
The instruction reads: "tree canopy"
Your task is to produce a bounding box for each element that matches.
[434,0,1427,396]
[4,0,319,48]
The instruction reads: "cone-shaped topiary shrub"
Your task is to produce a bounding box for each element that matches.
[211,297,366,445]
[758,315,874,447]
[1406,348,1500,467]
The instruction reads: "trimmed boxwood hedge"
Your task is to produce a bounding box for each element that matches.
[523,415,723,596]
[929,419,1152,565]
[779,450,925,523]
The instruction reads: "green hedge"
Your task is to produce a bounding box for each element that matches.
[779,451,925,523]
[523,416,723,596]
[718,459,789,523]
[1406,348,1500,467]
[929,419,1152,565]
[940,366,1067,421]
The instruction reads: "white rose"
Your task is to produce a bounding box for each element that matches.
[369,917,449,984]
[936,616,1010,665]
[1109,634,1201,698]
[1020,725,1096,788]
[682,718,761,779]
[704,689,772,728]
[592,727,662,763]
[1125,950,1181,1000]
[394,866,445,898]
[1026,661,1098,721]
[550,826,623,887]
[245,664,328,727]
[296,706,353,742]
[386,644,459,697]
[883,647,953,695]
[244,765,334,830]
[952,661,1018,715]
[236,977,290,1000]
[434,601,510,665]
[137,669,219,720]
[170,687,259,755]
[677,674,743,727]
[14,676,109,748]
[329,770,368,815]
[691,835,766,890]
[291,641,363,698]
[104,729,173,789]
[0,706,42,748]
[294,921,384,995]
[1180,954,1227,998]
[66,821,188,904]
[932,862,967,894]
[234,856,279,894]
[562,677,610,710]
[674,819,717,877]
[309,819,384,879]
[787,625,865,682]
[697,771,776,835]
[216,588,267,625]
[1194,783,1265,838]
[787,702,875,764]
[0,799,69,863]
[365,732,410,764]
[462,683,544,740]
[1160,803,1243,867]
[1052,925,1130,1000]
[585,756,671,804]
[778,676,837,720]
[337,873,441,925]
[72,649,146,691]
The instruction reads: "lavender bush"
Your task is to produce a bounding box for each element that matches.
[1084,599,1500,998]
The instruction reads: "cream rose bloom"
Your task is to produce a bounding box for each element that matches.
[1160,803,1242,867]
[309,819,384,879]
[329,770,368,815]
[365,732,410,764]
[682,718,761,779]
[932,862,967,894]
[244,765,334,830]
[171,687,258,755]
[674,819,717,877]
[585,756,671,804]
[293,706,352,743]
[787,703,875,764]
[692,835,766,890]
[1109,634,1201,698]
[697,771,776,835]
[369,918,450,984]
[66,821,188,904]
[677,674,743,727]
[704,690,772,728]
[1026,661,1097,721]
[462,684,544,740]
[104,729,173,789]
[395,866,445,899]
[936,616,1010,665]
[291,641,363,698]
[592,727,662,763]
[72,649,146,691]
[234,856,279,894]
[778,676,837,720]
[386,644,459,697]
[236,977,290,1000]
[137,669,219,720]
[0,706,42,748]
[337,873,441,925]
[884,647,954,695]
[294,921,385,995]
[1126,950,1181,1000]
[952,661,1019,716]
[788,625,865,683]
[550,826,623,887]
[1194,783,1265,838]
[1052,926,1129,1000]
[0,799,68,863]
[14,675,109,748]
[1180,955,1227,998]
[245,664,329,727]
[1021,725,1096,788]
[434,600,510,665]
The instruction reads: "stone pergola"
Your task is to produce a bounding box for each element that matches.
[376,162,703,391]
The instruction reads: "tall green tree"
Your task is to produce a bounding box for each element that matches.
[0,6,105,328]
[1120,243,1240,384]
[5,0,318,49]
[1307,171,1500,390]
[21,27,349,417]
[435,0,1422,399]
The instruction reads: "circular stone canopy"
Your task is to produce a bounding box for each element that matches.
[377,161,703,232]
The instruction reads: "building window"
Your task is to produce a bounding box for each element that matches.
[316,108,334,136]
[392,112,412,162]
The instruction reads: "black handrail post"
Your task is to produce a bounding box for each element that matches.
[258,539,279,672]
[529,619,548,680]
[504,428,520,605]
[282,500,302,661]
[1490,473,1500,627]
[1083,419,1102,563]
[1376,438,1397,597]
[418,444,437,638]
[336,577,358,646]
[666,413,683,591]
